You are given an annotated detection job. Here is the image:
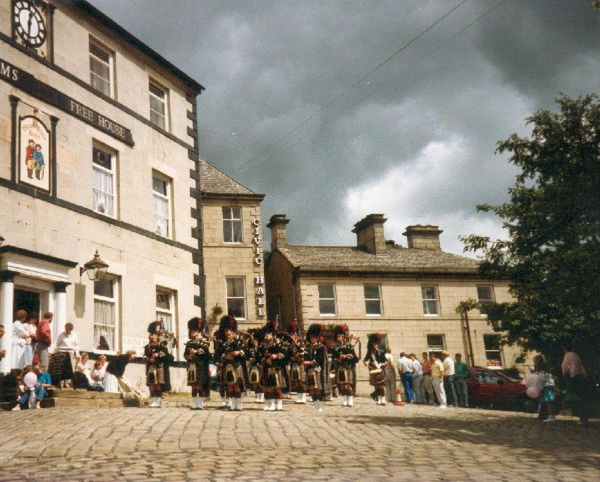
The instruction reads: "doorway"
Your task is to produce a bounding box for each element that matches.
[14,289,40,319]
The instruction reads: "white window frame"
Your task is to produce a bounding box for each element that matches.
[484,334,504,369]
[222,207,243,244]
[421,285,440,316]
[364,283,382,316]
[152,172,172,238]
[226,277,246,320]
[92,144,117,218]
[427,334,446,355]
[477,285,495,317]
[89,37,114,98]
[149,80,169,130]
[93,275,119,355]
[318,283,337,316]
[155,288,176,333]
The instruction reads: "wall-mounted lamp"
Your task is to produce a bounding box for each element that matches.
[79,250,109,281]
[0,234,4,247]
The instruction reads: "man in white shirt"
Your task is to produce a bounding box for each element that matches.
[441,351,458,406]
[396,352,415,403]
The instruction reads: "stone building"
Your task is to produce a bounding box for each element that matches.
[266,213,526,393]
[0,0,263,390]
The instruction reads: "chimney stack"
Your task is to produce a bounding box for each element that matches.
[403,225,443,251]
[352,214,387,255]
[267,214,290,250]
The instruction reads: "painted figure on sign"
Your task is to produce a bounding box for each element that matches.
[34,144,45,180]
[25,139,36,179]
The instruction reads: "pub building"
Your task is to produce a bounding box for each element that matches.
[265,214,531,394]
[0,0,265,390]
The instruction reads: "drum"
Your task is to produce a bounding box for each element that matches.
[369,368,385,386]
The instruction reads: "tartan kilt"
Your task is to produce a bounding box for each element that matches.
[336,366,355,387]
[146,364,165,385]
[221,363,246,391]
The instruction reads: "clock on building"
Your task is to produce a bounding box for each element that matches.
[13,0,48,48]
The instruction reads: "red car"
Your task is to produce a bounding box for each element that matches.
[467,366,531,411]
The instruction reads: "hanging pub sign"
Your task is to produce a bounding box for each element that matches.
[19,115,50,191]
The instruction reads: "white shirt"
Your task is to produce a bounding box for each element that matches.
[397,356,414,374]
[442,357,455,376]
[55,331,80,355]
[412,359,423,376]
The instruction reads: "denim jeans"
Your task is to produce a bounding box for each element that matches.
[444,375,458,406]
[402,372,414,402]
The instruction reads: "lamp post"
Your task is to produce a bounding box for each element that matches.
[79,250,109,281]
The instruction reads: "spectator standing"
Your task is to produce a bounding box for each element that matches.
[36,312,53,366]
[533,355,557,422]
[384,348,396,403]
[454,353,470,407]
[397,352,415,403]
[421,352,434,405]
[561,348,591,424]
[12,310,29,369]
[55,322,80,355]
[24,313,38,365]
[431,353,447,408]
[441,351,458,406]
[411,354,424,404]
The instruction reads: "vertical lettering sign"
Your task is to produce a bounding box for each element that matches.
[19,115,50,192]
[252,218,265,318]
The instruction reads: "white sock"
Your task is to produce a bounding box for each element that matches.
[276,399,283,411]
[348,396,354,407]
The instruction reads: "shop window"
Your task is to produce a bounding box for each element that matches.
[94,276,118,352]
[152,172,172,238]
[92,145,117,217]
[226,277,246,319]
[223,207,242,243]
[318,283,336,316]
[149,81,169,130]
[477,285,495,316]
[421,285,439,315]
[89,38,114,97]
[364,284,382,315]
[484,334,503,368]
[156,288,175,332]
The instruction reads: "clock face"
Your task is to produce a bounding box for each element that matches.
[13,0,47,48]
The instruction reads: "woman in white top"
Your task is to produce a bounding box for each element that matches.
[12,310,29,369]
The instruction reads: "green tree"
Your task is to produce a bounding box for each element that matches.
[461,95,600,376]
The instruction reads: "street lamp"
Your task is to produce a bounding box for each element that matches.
[79,250,109,281]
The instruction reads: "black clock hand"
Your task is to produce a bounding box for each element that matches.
[27,11,33,37]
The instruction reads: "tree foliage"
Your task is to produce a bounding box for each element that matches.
[461,95,600,374]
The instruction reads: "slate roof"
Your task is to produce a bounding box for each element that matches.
[199,159,257,196]
[277,245,480,275]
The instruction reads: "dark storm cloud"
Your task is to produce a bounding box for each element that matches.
[90,0,600,253]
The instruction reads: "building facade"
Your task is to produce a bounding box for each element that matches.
[265,213,527,393]
[0,0,262,390]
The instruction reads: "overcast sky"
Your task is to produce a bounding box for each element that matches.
[90,0,600,255]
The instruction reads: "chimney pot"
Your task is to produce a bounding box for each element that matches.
[352,214,387,254]
[267,214,290,250]
[403,225,443,251]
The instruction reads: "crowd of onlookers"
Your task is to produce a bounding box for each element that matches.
[383,350,471,408]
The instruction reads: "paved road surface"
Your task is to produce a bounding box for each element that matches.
[0,397,598,481]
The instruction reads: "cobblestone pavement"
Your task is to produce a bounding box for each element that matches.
[0,397,598,481]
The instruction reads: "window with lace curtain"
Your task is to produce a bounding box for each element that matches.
[149,81,168,130]
[93,145,117,217]
[156,288,175,333]
[152,173,171,237]
[94,276,118,352]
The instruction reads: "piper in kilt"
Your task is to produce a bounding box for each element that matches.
[303,323,330,412]
[213,315,231,408]
[259,325,290,411]
[219,316,248,411]
[364,332,387,405]
[144,332,170,408]
[247,329,265,403]
[184,324,212,410]
[331,324,358,407]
